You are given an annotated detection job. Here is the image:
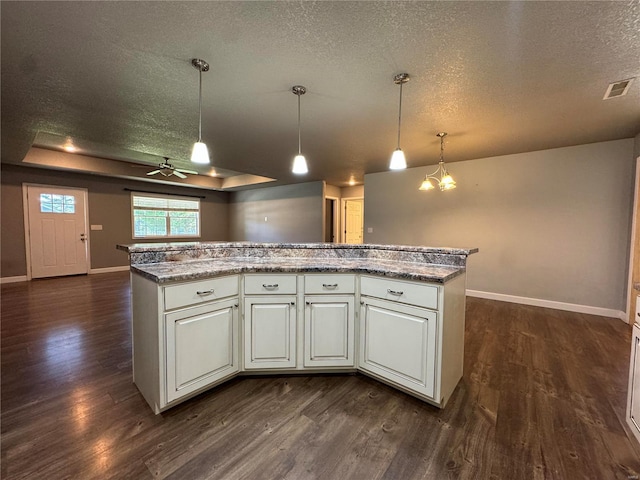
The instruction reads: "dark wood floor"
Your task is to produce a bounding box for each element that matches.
[2,272,639,479]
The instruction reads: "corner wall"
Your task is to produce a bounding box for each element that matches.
[364,139,635,313]
[229,181,324,242]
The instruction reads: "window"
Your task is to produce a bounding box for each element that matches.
[40,193,75,214]
[131,193,200,239]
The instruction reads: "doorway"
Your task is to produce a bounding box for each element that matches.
[343,198,364,244]
[23,184,89,279]
[324,197,339,243]
[628,158,640,323]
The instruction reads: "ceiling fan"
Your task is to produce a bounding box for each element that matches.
[146,159,198,179]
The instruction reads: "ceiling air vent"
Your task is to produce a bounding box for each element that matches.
[603,78,634,100]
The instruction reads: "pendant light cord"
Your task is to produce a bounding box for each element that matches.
[397,82,403,149]
[297,93,302,155]
[198,68,203,142]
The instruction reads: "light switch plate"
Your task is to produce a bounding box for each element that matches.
[90,225,103,231]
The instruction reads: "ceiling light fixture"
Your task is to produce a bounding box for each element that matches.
[190,58,210,165]
[292,85,308,174]
[419,132,456,191]
[389,73,410,170]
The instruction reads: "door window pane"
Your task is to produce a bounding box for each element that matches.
[40,193,75,214]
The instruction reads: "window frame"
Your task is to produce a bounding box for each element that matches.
[130,191,201,240]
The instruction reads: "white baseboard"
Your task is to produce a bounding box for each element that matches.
[466,289,627,322]
[0,275,28,284]
[89,266,130,274]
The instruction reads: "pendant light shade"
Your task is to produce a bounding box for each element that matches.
[390,73,410,170]
[292,85,308,174]
[190,58,210,165]
[419,132,457,191]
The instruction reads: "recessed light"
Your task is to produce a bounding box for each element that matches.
[62,138,76,152]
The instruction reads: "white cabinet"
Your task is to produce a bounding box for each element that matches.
[359,296,437,399]
[166,298,238,403]
[358,274,466,407]
[304,295,355,367]
[243,274,298,370]
[303,274,355,368]
[627,322,640,443]
[130,273,240,413]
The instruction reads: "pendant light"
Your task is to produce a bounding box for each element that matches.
[419,132,457,191]
[389,73,410,170]
[292,85,308,174]
[190,58,210,165]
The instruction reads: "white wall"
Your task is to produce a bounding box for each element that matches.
[364,139,635,313]
[229,181,324,242]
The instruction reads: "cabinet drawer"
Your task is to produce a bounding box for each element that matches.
[164,276,239,311]
[360,276,439,310]
[244,274,297,295]
[305,274,355,294]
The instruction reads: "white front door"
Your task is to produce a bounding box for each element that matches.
[26,185,89,279]
[344,199,363,244]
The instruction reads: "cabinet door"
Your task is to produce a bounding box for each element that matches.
[628,324,640,441]
[359,297,437,399]
[304,295,355,367]
[244,296,297,369]
[165,298,239,403]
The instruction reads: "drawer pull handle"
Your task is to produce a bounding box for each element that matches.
[196,289,215,296]
[387,289,404,296]
[262,284,279,289]
[322,283,339,289]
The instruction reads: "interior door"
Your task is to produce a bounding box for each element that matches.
[344,199,363,244]
[26,185,88,278]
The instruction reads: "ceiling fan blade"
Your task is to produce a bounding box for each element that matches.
[175,168,198,175]
[173,170,187,179]
[146,169,161,176]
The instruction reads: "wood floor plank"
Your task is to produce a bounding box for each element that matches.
[2,274,640,479]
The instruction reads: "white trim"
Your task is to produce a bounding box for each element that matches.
[89,266,130,274]
[0,276,28,284]
[466,289,626,321]
[626,156,640,324]
[22,183,91,279]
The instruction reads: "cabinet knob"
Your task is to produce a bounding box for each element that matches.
[306,301,311,305]
[290,302,296,306]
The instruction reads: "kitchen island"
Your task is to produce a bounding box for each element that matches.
[118,242,477,414]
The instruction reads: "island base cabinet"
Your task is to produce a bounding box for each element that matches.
[165,298,239,404]
[359,297,437,400]
[304,296,355,367]
[244,296,297,369]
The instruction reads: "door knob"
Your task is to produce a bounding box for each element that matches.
[80,233,86,242]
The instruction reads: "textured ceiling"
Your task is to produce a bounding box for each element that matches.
[2,1,639,189]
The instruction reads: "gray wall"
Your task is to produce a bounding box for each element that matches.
[1,164,230,277]
[229,181,324,242]
[364,139,635,312]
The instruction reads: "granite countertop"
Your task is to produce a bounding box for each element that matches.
[117,241,478,256]
[130,257,464,284]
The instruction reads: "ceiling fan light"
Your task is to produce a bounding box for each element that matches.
[292,154,308,174]
[191,141,209,164]
[389,148,407,170]
[419,177,435,191]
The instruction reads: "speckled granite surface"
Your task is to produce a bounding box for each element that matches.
[117,242,478,267]
[118,242,477,285]
[130,257,464,284]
